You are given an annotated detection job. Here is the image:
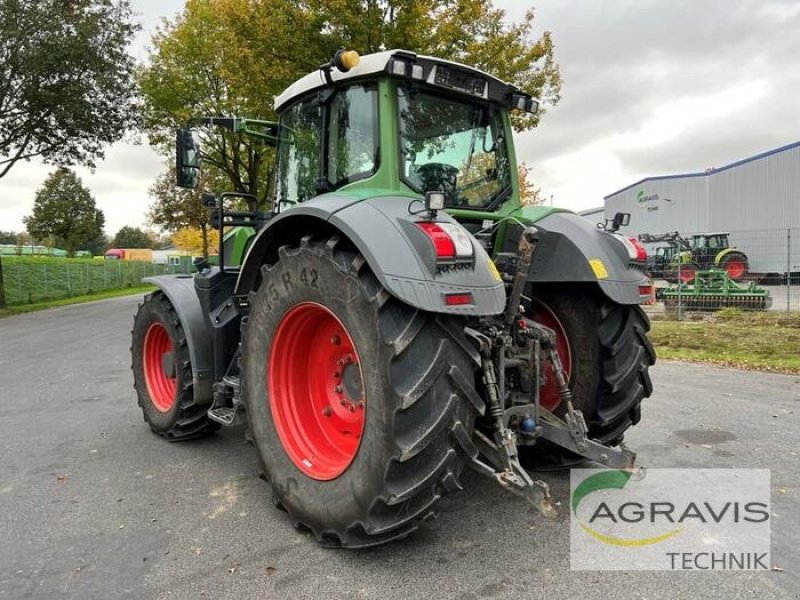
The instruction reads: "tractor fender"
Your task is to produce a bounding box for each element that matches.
[142,275,214,404]
[713,247,745,265]
[513,211,649,305]
[236,194,506,316]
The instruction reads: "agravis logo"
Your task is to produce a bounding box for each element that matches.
[570,469,771,570]
[636,189,659,207]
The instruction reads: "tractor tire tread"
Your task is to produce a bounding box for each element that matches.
[243,237,477,548]
[132,291,218,441]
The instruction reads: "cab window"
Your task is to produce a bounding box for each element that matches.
[276,85,378,208]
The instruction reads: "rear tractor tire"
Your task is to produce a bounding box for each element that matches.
[520,288,656,469]
[242,237,483,548]
[131,291,218,440]
[719,252,748,280]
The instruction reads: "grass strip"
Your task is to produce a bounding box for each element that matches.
[650,310,800,374]
[0,285,155,318]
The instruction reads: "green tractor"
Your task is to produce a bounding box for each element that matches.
[131,49,655,547]
[640,231,749,283]
[688,233,749,280]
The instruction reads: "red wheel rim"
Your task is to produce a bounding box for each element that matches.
[530,299,572,411]
[679,266,696,283]
[268,302,366,481]
[724,258,745,279]
[143,322,177,412]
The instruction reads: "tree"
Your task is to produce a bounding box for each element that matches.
[0,0,140,179]
[14,231,32,247]
[24,168,106,256]
[138,0,561,202]
[518,162,544,206]
[149,231,173,249]
[172,227,220,256]
[0,230,18,245]
[112,226,154,249]
[148,164,217,258]
[138,0,273,205]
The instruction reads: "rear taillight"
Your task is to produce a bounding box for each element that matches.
[613,233,647,263]
[416,222,455,259]
[629,237,648,262]
[444,292,473,306]
[416,221,474,262]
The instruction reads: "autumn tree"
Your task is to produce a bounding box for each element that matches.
[148,164,218,258]
[24,168,106,256]
[138,1,274,205]
[112,226,154,249]
[518,162,543,206]
[172,227,220,256]
[138,0,561,202]
[0,0,140,179]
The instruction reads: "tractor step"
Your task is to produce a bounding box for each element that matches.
[207,406,241,426]
[207,375,244,426]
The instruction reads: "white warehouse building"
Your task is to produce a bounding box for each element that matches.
[601,141,800,275]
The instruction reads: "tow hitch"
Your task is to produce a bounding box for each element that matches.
[464,226,637,518]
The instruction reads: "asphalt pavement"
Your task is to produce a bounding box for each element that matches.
[0,295,797,599]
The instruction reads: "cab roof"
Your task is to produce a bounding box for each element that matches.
[274,49,521,112]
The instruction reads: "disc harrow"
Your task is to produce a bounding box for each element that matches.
[661,269,772,311]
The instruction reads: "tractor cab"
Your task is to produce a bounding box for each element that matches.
[176,50,537,227]
[270,50,536,212]
[690,232,729,264]
[691,232,730,249]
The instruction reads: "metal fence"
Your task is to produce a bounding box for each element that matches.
[2,259,192,305]
[641,227,800,319]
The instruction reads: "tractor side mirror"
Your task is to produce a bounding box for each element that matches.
[613,212,631,228]
[602,212,631,232]
[176,128,201,189]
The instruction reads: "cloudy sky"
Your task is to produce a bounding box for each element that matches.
[1,0,798,235]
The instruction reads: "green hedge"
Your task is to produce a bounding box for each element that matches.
[0,256,191,305]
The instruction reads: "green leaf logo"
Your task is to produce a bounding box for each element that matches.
[572,470,632,515]
[572,470,682,547]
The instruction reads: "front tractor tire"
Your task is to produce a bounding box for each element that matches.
[521,288,656,468]
[242,237,482,548]
[131,291,218,440]
[664,263,698,284]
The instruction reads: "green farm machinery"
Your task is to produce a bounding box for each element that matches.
[640,231,749,283]
[130,49,655,547]
[662,269,772,311]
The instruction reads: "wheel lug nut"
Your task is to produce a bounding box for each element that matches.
[333,385,343,393]
[337,359,344,367]
[331,335,341,345]
[348,405,355,412]
[322,406,332,417]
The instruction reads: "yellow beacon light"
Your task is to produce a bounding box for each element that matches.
[335,49,360,72]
